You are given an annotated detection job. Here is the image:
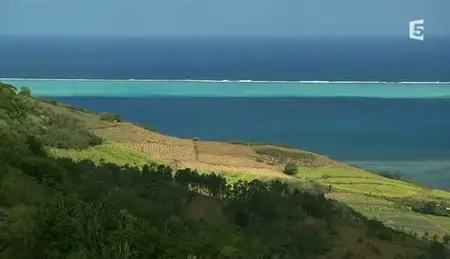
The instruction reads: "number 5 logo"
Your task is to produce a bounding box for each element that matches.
[409,19,424,41]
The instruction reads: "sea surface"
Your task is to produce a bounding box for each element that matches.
[1,36,450,190]
[1,36,450,82]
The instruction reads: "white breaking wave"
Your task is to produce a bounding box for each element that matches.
[1,77,449,84]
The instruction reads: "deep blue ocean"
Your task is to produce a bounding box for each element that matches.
[1,36,450,81]
[1,36,450,189]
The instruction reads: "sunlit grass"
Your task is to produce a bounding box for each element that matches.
[327,192,450,236]
[299,167,379,179]
[47,142,156,167]
[369,211,450,236]
[295,167,448,198]
[424,214,450,233]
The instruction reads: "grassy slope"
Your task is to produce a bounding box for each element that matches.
[42,100,450,237]
[47,142,156,166]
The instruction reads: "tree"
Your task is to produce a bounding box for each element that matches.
[19,87,31,97]
[99,113,122,122]
[443,234,450,245]
[283,163,298,175]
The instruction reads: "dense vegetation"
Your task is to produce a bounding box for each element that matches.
[1,82,449,258]
[5,131,447,258]
[255,147,319,165]
[284,162,298,175]
[411,201,450,217]
[99,113,122,122]
[0,83,103,150]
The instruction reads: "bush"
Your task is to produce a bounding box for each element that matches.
[100,113,122,122]
[1,82,17,91]
[38,113,103,149]
[284,163,298,175]
[443,234,450,245]
[411,201,450,217]
[19,87,31,97]
[256,147,318,165]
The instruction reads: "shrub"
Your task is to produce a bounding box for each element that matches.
[411,201,450,217]
[256,147,317,165]
[284,163,298,175]
[100,113,122,122]
[1,82,17,92]
[443,234,450,245]
[19,87,31,97]
[38,113,103,149]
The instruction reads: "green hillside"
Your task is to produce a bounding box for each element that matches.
[0,82,449,258]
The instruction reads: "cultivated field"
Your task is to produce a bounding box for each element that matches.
[48,142,155,166]
[45,103,450,237]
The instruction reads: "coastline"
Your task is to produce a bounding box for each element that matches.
[344,159,450,190]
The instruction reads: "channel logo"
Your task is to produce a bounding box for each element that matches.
[409,19,424,41]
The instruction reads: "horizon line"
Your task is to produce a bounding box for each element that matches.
[1,34,450,39]
[2,78,449,85]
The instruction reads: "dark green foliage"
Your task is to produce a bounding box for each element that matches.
[38,113,103,149]
[18,87,31,97]
[364,218,393,241]
[284,162,298,175]
[443,234,450,245]
[0,114,342,258]
[99,113,122,122]
[412,201,450,218]
[426,241,450,259]
[366,242,382,255]
[256,147,318,164]
[0,134,339,258]
[0,83,103,150]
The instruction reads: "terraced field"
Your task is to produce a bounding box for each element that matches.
[44,103,450,237]
[327,191,450,236]
[48,142,155,166]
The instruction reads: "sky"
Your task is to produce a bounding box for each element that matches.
[1,0,449,37]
